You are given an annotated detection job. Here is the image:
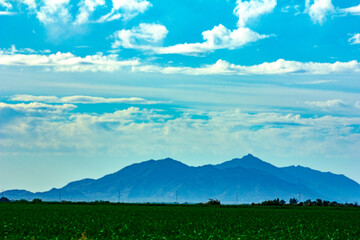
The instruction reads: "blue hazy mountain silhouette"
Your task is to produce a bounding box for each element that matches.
[2,155,360,203]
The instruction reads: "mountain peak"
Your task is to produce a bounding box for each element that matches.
[242,153,261,161]
[215,154,276,171]
[155,158,189,169]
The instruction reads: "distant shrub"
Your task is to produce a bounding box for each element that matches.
[0,197,10,202]
[32,198,43,204]
[261,198,285,206]
[206,199,221,205]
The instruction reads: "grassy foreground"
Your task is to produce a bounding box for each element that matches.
[1,203,360,239]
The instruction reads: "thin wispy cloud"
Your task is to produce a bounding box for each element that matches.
[97,0,151,22]
[0,11,15,15]
[0,102,77,113]
[10,95,169,105]
[304,99,346,108]
[135,59,360,75]
[349,33,360,45]
[0,0,12,9]
[295,80,337,85]
[340,4,360,15]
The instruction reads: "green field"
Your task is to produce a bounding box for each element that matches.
[1,203,360,239]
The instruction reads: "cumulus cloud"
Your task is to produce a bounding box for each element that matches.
[0,51,139,72]
[36,0,72,25]
[304,99,346,108]
[1,49,359,75]
[135,59,360,75]
[15,0,150,27]
[234,0,277,27]
[1,50,359,75]
[341,4,360,15]
[112,23,168,49]
[153,25,268,55]
[75,0,105,25]
[10,95,168,105]
[111,0,275,55]
[1,106,360,163]
[305,0,334,24]
[348,33,360,45]
[112,24,268,55]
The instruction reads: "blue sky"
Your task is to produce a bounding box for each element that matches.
[1,0,360,192]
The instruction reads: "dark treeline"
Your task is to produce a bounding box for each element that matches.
[1,196,359,207]
[254,198,359,207]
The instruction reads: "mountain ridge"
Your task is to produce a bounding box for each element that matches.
[2,155,360,203]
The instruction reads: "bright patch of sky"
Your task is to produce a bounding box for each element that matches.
[0,0,360,192]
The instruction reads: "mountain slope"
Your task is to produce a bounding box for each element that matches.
[281,166,360,202]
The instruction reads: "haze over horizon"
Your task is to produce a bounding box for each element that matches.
[1,0,360,192]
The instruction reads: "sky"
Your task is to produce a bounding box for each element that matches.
[0,0,360,192]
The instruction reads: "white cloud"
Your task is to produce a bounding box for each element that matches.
[10,95,168,105]
[135,59,360,75]
[1,45,50,54]
[349,33,360,45]
[153,25,268,55]
[341,4,360,15]
[0,0,12,9]
[1,50,359,75]
[0,51,139,72]
[295,80,337,85]
[75,0,105,25]
[305,0,334,24]
[304,99,346,108]
[281,5,301,15]
[0,0,13,14]
[1,106,360,163]
[355,101,360,109]
[36,0,72,25]
[19,0,37,10]
[97,0,151,22]
[112,23,168,49]
[110,1,274,55]
[15,0,150,27]
[0,102,77,113]
[0,11,15,15]
[234,0,277,27]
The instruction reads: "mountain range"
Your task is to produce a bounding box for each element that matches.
[2,154,360,203]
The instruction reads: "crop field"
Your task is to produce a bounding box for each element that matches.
[1,203,360,239]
